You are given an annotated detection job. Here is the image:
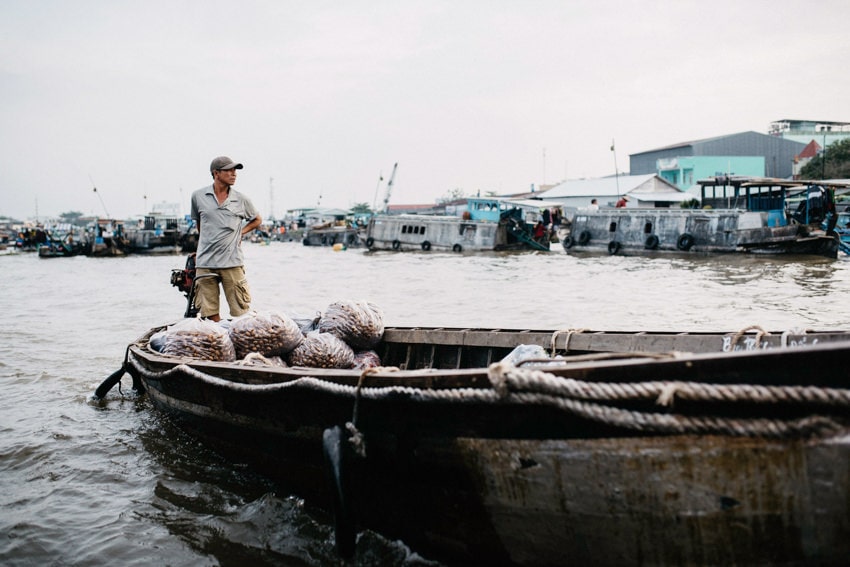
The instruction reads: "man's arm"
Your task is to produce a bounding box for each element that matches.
[241,215,263,236]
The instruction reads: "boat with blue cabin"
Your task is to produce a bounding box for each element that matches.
[562,177,844,258]
[364,197,550,252]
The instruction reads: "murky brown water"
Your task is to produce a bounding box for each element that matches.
[1,243,848,565]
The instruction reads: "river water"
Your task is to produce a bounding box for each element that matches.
[1,243,849,566]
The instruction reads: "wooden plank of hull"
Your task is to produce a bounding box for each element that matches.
[442,434,850,565]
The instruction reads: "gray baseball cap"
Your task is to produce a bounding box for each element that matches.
[210,156,244,172]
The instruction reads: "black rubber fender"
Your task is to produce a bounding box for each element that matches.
[391,240,401,250]
[644,234,660,250]
[452,243,462,253]
[578,230,591,245]
[607,240,621,255]
[365,237,374,248]
[563,235,575,249]
[421,241,431,251]
[677,233,695,251]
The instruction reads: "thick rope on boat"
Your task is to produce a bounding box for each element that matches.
[486,363,845,438]
[729,325,769,349]
[129,357,477,403]
[488,362,850,407]
[127,357,847,438]
[505,390,840,438]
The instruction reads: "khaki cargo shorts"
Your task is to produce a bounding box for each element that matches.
[194,266,251,318]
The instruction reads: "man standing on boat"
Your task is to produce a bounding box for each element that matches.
[190,156,262,322]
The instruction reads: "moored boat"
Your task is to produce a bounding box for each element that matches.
[123,214,197,255]
[302,223,363,248]
[108,323,850,566]
[365,197,550,252]
[562,177,846,258]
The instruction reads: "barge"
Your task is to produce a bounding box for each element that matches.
[365,197,549,252]
[562,178,845,258]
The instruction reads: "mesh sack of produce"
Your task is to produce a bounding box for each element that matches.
[317,299,385,350]
[159,317,236,362]
[229,311,303,359]
[352,350,382,370]
[287,331,355,369]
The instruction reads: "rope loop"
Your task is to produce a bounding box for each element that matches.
[729,325,770,349]
[550,328,587,356]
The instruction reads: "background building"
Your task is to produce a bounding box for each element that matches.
[769,119,850,147]
[629,131,806,189]
[538,174,689,210]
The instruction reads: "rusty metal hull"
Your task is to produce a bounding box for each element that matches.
[126,325,850,565]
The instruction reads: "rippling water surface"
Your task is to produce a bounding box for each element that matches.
[1,243,849,565]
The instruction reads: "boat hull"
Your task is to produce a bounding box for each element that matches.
[563,209,838,258]
[365,214,547,252]
[125,326,850,565]
[302,227,363,247]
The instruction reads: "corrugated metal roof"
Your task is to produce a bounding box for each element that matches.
[536,174,682,199]
[631,131,758,155]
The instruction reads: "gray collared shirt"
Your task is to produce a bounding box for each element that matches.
[190,184,259,268]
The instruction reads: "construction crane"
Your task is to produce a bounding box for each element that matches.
[380,162,398,214]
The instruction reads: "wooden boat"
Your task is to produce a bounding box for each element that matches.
[118,324,850,565]
[562,178,846,258]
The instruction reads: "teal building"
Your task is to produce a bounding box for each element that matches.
[656,155,765,190]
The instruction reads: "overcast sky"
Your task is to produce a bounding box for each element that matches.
[2,0,848,221]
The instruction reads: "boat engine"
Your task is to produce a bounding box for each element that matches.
[170,253,198,317]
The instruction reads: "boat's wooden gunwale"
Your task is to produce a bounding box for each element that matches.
[131,326,850,392]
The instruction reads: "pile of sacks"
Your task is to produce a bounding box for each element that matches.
[150,299,384,370]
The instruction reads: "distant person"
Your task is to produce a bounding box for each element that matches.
[615,196,629,208]
[589,199,599,211]
[541,208,551,228]
[533,220,546,243]
[190,156,262,322]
